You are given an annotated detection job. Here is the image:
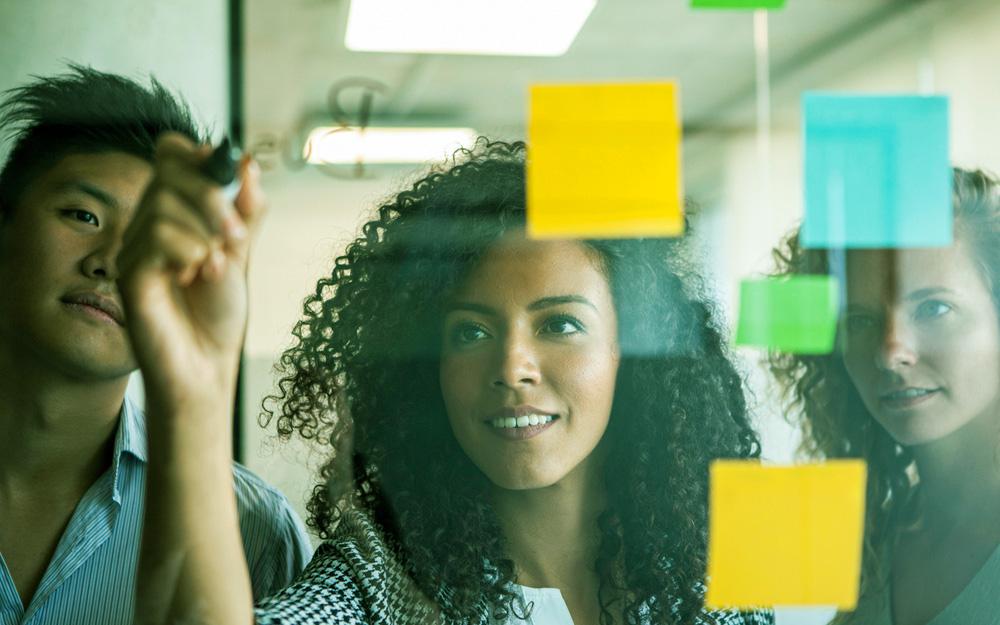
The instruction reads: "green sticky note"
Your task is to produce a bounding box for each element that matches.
[692,0,786,8]
[735,276,839,354]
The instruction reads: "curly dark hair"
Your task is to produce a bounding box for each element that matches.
[264,138,762,624]
[767,168,1000,622]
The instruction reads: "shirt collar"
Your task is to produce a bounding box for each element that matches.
[110,394,148,503]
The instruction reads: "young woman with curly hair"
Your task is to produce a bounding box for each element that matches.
[768,168,1000,625]
[123,138,772,625]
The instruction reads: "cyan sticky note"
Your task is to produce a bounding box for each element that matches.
[705,460,867,608]
[526,82,684,239]
[692,0,785,8]
[802,94,952,249]
[735,276,839,354]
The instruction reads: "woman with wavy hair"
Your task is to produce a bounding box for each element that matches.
[122,138,771,625]
[769,168,1000,625]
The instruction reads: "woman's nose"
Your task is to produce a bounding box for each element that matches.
[875,312,917,371]
[491,333,541,389]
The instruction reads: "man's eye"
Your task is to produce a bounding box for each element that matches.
[542,315,584,335]
[914,299,952,320]
[63,209,99,226]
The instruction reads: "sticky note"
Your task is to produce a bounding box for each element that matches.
[527,83,684,239]
[705,460,867,609]
[692,0,785,8]
[802,94,952,248]
[735,276,839,354]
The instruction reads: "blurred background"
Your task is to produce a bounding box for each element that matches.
[3,0,999,621]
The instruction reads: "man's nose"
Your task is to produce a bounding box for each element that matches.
[81,230,122,280]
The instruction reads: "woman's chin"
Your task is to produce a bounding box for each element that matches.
[484,464,566,492]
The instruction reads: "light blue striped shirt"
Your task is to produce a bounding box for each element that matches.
[0,396,313,625]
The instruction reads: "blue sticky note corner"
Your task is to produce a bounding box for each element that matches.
[802,93,952,249]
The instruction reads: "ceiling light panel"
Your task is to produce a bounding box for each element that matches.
[344,0,596,56]
[306,127,479,164]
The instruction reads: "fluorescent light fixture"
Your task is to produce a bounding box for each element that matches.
[344,0,596,56]
[305,127,479,164]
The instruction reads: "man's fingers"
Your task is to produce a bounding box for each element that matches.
[148,218,218,285]
[147,187,218,241]
[154,133,203,165]
[156,145,237,240]
[234,157,265,228]
[140,134,261,282]
[228,156,267,263]
[121,190,221,288]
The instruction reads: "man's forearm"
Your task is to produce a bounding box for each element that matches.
[137,400,253,625]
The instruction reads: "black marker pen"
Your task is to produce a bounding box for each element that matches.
[202,137,241,197]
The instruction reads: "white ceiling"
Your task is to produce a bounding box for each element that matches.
[244,0,935,138]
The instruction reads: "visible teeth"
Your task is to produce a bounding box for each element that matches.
[491,414,553,428]
[887,388,932,399]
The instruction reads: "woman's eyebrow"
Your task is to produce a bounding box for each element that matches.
[444,295,599,315]
[903,286,951,302]
[527,295,598,312]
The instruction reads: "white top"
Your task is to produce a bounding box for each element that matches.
[497,586,575,625]
[861,541,1000,625]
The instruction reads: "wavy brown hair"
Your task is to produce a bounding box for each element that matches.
[264,139,762,624]
[767,168,1000,622]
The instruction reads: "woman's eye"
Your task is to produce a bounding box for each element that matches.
[914,299,952,320]
[452,324,489,344]
[843,314,875,332]
[542,316,584,335]
[63,209,99,226]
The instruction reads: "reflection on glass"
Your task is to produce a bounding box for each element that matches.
[770,168,1000,624]
[258,139,772,624]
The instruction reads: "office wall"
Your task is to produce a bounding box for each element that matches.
[0,0,228,145]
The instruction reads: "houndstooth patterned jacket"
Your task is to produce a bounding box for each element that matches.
[254,509,774,625]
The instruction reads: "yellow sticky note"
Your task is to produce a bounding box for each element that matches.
[705,460,867,609]
[526,82,684,239]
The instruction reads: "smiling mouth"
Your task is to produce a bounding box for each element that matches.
[880,388,937,401]
[879,388,940,408]
[490,414,558,429]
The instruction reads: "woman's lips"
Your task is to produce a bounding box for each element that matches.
[878,388,940,410]
[485,405,556,421]
[487,414,559,441]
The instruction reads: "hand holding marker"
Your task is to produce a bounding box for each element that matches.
[202,137,241,194]
[201,137,249,280]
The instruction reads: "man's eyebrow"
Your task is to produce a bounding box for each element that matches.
[53,180,119,210]
[445,295,599,315]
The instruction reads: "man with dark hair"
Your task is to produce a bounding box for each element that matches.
[0,65,311,624]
